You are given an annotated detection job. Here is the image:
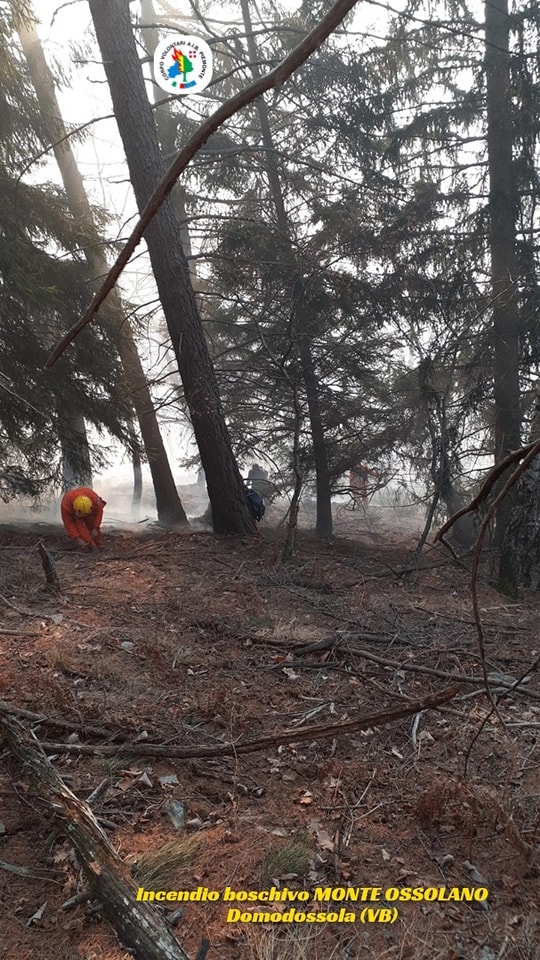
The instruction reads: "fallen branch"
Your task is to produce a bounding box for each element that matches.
[46,0,362,367]
[0,716,192,960]
[24,686,459,759]
[341,642,540,699]
[0,859,52,880]
[0,699,117,739]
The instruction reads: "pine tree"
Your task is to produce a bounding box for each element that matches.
[0,2,130,499]
[16,3,189,527]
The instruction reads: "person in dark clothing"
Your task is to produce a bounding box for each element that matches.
[248,462,268,482]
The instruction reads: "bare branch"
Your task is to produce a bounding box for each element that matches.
[46,0,362,368]
[434,440,540,543]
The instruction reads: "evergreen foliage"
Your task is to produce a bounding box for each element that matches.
[159,0,539,524]
[0,2,130,499]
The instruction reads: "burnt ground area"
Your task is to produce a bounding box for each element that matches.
[0,499,539,960]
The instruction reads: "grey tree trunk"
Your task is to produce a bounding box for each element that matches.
[499,383,540,598]
[129,426,143,509]
[240,0,333,537]
[87,0,254,535]
[57,412,93,491]
[17,10,189,528]
[484,0,521,592]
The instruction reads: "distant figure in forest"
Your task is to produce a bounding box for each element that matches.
[61,487,106,550]
[248,462,269,482]
[350,464,377,505]
[247,462,272,500]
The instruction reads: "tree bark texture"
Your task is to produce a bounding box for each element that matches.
[88,0,254,535]
[18,12,188,528]
[485,0,521,588]
[130,425,143,508]
[0,716,192,960]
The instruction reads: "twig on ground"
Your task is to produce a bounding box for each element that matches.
[61,891,93,911]
[340,640,540,700]
[411,712,422,751]
[195,940,210,960]
[38,541,60,591]
[86,778,111,807]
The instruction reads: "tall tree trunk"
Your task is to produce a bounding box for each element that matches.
[485,0,521,592]
[17,9,188,528]
[57,411,92,491]
[87,0,254,535]
[129,425,143,510]
[240,0,333,537]
[499,384,540,598]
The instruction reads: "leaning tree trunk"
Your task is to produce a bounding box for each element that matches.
[87,0,254,535]
[17,10,189,528]
[239,0,334,538]
[485,0,521,593]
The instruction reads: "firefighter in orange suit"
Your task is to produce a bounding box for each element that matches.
[61,487,106,550]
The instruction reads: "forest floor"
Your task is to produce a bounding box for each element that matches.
[0,487,539,960]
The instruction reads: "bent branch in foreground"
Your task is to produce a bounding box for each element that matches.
[2,685,460,760]
[45,0,362,368]
[1,687,458,955]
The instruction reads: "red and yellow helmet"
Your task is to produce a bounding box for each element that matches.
[73,495,93,517]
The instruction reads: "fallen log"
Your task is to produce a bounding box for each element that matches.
[0,716,191,960]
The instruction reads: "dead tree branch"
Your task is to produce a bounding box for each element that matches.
[434,439,540,544]
[46,0,362,367]
[435,440,540,755]
[9,686,459,759]
[0,699,117,739]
